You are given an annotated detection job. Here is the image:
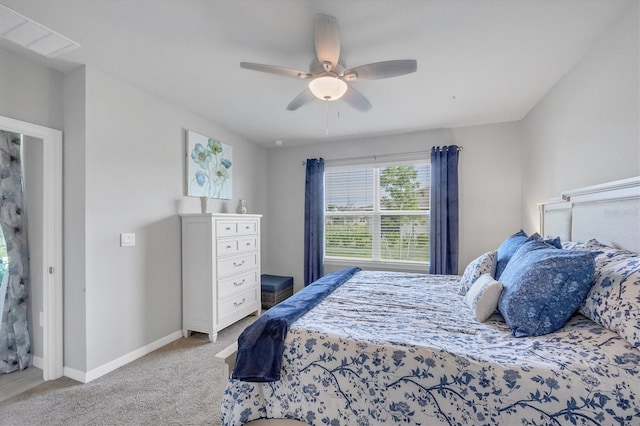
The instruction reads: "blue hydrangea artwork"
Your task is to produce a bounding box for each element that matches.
[186,130,232,199]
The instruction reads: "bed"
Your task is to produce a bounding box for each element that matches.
[220,176,640,426]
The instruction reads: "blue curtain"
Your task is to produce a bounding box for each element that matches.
[304,158,325,285]
[0,130,32,374]
[429,145,460,275]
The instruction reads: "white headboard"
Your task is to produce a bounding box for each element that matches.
[540,176,640,253]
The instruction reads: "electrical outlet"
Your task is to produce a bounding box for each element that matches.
[120,233,136,247]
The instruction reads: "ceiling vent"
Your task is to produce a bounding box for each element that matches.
[0,3,80,57]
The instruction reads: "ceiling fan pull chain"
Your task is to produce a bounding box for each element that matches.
[325,100,330,136]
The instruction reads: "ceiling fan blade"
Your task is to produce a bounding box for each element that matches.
[342,87,372,112]
[240,62,311,79]
[315,14,340,71]
[286,89,316,111]
[343,59,417,81]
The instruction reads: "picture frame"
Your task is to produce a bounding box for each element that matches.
[186,130,233,199]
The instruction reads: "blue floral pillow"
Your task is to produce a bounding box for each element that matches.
[498,238,596,337]
[572,240,640,348]
[495,231,562,279]
[458,250,497,295]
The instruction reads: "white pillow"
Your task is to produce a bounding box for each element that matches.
[464,273,503,322]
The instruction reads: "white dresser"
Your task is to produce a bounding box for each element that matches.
[180,213,262,342]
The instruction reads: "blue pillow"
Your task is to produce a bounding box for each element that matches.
[495,231,562,279]
[495,230,528,279]
[498,238,596,337]
[542,235,562,249]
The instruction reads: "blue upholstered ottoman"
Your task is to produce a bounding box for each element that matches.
[261,274,294,309]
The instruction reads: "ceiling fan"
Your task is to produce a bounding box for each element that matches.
[240,14,417,112]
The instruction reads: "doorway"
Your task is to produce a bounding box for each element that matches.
[0,116,63,386]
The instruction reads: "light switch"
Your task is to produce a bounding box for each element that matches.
[120,233,136,247]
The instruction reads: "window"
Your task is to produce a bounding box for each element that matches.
[324,161,430,265]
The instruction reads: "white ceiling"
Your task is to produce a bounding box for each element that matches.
[0,0,632,147]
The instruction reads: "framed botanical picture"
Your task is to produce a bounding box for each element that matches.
[186,130,233,199]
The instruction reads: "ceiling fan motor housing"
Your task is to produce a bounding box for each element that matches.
[310,58,345,76]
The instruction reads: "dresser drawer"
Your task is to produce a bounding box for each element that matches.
[216,221,238,237]
[218,270,258,299]
[217,253,257,277]
[218,287,259,320]
[237,236,257,253]
[217,239,238,255]
[237,221,257,235]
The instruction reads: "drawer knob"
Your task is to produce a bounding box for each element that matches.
[234,279,245,287]
[246,242,251,246]
[234,298,246,307]
[233,260,245,267]
[226,245,232,249]
[225,227,231,231]
[245,226,251,230]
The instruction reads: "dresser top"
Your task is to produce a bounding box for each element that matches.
[180,213,262,218]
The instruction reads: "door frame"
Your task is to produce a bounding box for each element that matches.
[0,116,63,380]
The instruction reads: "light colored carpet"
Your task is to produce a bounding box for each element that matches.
[0,316,255,426]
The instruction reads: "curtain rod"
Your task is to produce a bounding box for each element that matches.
[301,146,463,166]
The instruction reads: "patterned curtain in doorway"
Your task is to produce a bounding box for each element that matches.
[0,130,31,374]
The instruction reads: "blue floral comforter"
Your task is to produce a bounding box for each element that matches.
[221,271,640,425]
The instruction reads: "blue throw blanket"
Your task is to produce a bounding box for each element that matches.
[232,267,361,382]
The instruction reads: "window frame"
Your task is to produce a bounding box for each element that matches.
[323,159,430,271]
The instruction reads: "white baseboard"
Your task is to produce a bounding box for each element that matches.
[63,330,183,384]
[32,355,43,370]
[63,366,86,383]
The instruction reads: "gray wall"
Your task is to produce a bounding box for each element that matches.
[2,46,270,375]
[521,1,639,233]
[70,66,269,372]
[0,47,63,130]
[266,123,522,291]
[62,66,88,371]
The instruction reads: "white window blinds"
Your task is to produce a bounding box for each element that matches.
[324,161,430,264]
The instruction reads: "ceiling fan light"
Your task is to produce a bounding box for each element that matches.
[309,76,348,101]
